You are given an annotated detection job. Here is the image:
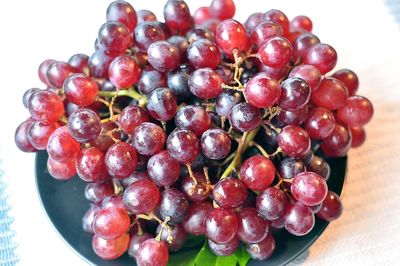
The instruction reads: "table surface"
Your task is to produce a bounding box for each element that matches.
[0,0,399,265]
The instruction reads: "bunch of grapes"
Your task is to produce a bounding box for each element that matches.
[14,0,374,265]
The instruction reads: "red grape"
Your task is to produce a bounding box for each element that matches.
[278,157,305,180]
[244,74,281,108]
[118,105,149,135]
[215,90,243,117]
[106,0,137,31]
[311,77,348,110]
[256,187,288,221]
[127,233,152,258]
[156,223,187,251]
[101,195,126,210]
[201,128,231,160]
[47,156,76,180]
[337,95,374,126]
[317,191,343,221]
[98,21,131,54]
[147,150,180,187]
[76,147,109,183]
[247,234,276,260]
[175,105,211,136]
[290,15,313,32]
[132,122,166,156]
[82,205,101,234]
[92,233,129,260]
[109,55,141,88]
[167,129,199,164]
[258,36,292,68]
[289,64,321,92]
[105,142,137,179]
[238,207,269,244]
[306,155,331,180]
[89,49,115,78]
[332,69,359,96]
[183,202,213,235]
[193,7,211,25]
[321,124,352,157]
[68,54,89,74]
[47,126,80,162]
[291,171,328,206]
[92,122,121,152]
[205,208,238,244]
[85,180,114,204]
[146,88,178,121]
[304,107,336,139]
[28,121,59,150]
[244,12,265,33]
[93,207,130,240]
[229,102,261,132]
[38,59,56,86]
[181,172,211,202]
[136,239,169,266]
[303,43,337,74]
[22,88,40,108]
[187,39,221,69]
[276,105,309,127]
[278,125,311,158]
[240,155,275,191]
[137,66,167,95]
[209,237,240,256]
[284,202,315,236]
[159,188,189,223]
[210,0,235,20]
[47,61,76,88]
[188,68,222,99]
[167,64,193,100]
[123,179,160,214]
[163,0,193,34]
[68,109,101,143]
[137,9,157,23]
[64,74,99,107]
[28,90,64,124]
[251,21,283,49]
[213,178,247,208]
[264,9,289,35]
[147,41,180,72]
[215,19,248,55]
[350,126,366,148]
[278,77,311,111]
[134,22,166,51]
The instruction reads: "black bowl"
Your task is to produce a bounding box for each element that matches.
[35,151,347,266]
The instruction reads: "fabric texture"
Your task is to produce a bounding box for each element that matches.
[0,159,19,266]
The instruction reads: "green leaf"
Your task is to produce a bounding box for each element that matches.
[168,248,197,266]
[194,242,217,266]
[169,239,251,266]
[234,246,251,266]
[215,254,237,266]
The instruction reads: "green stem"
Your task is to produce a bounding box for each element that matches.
[220,126,260,179]
[98,88,147,106]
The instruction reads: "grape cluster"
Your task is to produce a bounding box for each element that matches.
[15,0,373,265]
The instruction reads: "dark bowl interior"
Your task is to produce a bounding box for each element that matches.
[35,151,347,266]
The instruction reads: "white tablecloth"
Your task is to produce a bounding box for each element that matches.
[0,0,399,265]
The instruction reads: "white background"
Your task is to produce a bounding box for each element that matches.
[0,0,400,265]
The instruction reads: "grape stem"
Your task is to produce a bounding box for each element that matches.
[250,141,282,159]
[136,212,173,243]
[98,88,147,107]
[220,127,260,179]
[58,115,68,124]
